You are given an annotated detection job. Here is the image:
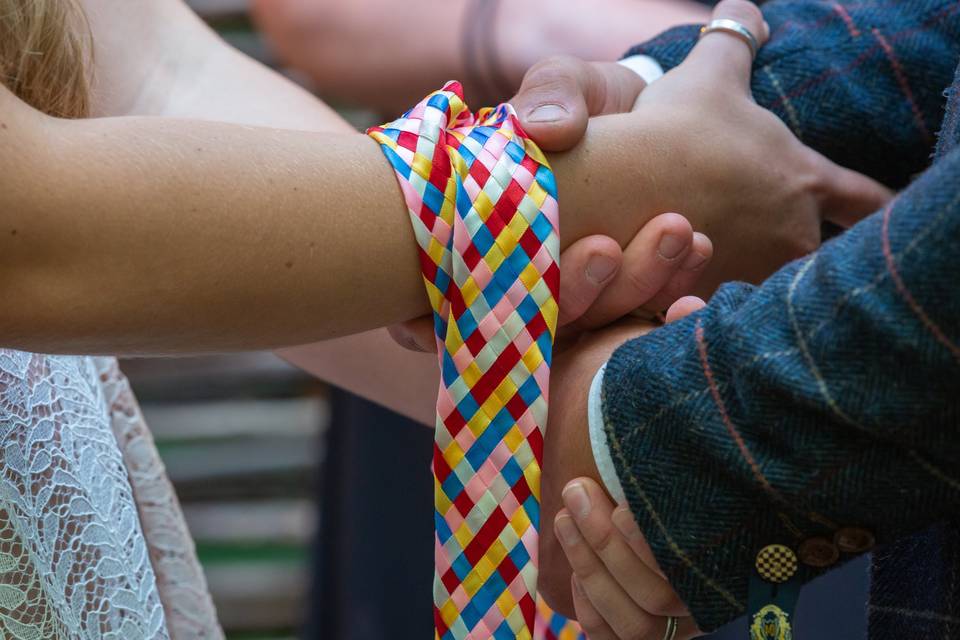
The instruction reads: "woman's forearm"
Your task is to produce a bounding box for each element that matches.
[2,96,423,353]
[1,88,662,355]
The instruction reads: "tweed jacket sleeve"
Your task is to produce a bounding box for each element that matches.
[626,0,960,187]
[600,133,960,631]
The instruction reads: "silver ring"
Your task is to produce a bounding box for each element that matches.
[699,18,759,60]
[662,616,679,640]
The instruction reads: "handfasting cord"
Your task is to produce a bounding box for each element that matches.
[368,82,582,640]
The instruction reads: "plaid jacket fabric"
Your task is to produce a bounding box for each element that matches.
[626,0,960,188]
[607,1,960,636]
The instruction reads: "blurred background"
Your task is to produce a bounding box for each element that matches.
[127,2,869,639]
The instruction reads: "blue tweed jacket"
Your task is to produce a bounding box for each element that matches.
[609,1,960,636]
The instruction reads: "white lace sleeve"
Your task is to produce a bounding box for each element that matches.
[0,351,221,640]
[95,357,223,640]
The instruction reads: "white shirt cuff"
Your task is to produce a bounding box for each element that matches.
[617,55,665,85]
[587,363,627,504]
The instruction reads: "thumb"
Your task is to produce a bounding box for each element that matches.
[511,57,646,152]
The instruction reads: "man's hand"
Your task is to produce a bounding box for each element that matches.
[513,0,892,295]
[537,317,653,617]
[539,293,706,621]
[388,213,712,351]
[557,478,700,640]
[553,296,708,637]
[388,56,712,352]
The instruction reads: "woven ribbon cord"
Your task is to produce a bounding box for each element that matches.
[369,82,582,639]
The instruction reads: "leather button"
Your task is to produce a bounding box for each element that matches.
[834,527,875,554]
[755,544,798,583]
[798,537,840,568]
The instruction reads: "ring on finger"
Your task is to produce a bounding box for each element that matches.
[662,615,679,640]
[699,18,760,60]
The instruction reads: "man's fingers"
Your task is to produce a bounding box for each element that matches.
[642,231,713,312]
[576,213,694,328]
[571,576,618,640]
[612,505,665,578]
[512,57,646,152]
[683,0,768,94]
[561,479,689,618]
[813,154,894,227]
[557,235,623,327]
[556,510,663,638]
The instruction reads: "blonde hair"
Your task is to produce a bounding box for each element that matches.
[0,0,91,118]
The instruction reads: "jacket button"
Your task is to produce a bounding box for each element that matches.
[755,544,798,583]
[798,537,840,568]
[834,527,875,554]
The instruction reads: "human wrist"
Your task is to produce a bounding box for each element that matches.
[548,110,681,250]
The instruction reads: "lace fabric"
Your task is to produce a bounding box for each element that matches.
[95,357,222,639]
[0,351,222,639]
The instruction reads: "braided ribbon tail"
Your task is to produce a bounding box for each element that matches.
[369,82,581,639]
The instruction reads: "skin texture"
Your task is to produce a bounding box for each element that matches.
[55,0,710,423]
[560,478,701,640]
[63,0,887,630]
[0,76,886,358]
[251,0,710,112]
[556,293,707,640]
[528,1,883,625]
[1,85,731,357]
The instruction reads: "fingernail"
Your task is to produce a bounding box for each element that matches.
[682,250,709,271]
[526,103,569,123]
[613,506,642,541]
[555,514,581,545]
[563,481,592,518]
[585,255,618,285]
[658,233,686,260]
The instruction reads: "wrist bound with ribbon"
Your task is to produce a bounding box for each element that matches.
[368,82,581,639]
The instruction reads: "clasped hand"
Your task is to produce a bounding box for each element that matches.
[392,0,891,636]
[389,0,888,354]
[516,0,890,637]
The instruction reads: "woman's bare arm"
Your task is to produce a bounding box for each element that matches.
[3,0,887,360]
[80,0,438,422]
[0,83,670,355]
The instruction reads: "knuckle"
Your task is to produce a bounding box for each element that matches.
[557,289,592,324]
[784,220,820,257]
[581,621,606,636]
[573,557,603,582]
[588,523,620,557]
[623,268,659,303]
[644,588,682,617]
[524,55,584,87]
